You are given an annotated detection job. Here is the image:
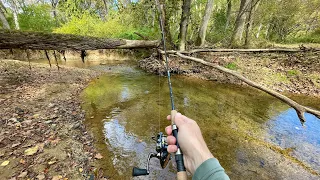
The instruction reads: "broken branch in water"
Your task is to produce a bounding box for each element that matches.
[159,49,320,124]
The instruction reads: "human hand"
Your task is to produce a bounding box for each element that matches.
[165,113,214,174]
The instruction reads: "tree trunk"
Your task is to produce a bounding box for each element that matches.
[0,3,10,29]
[230,0,250,46]
[196,0,214,47]
[0,30,160,50]
[179,0,192,51]
[51,0,59,26]
[256,23,262,38]
[244,0,260,47]
[11,0,19,30]
[224,0,232,32]
[102,0,108,20]
[158,0,176,49]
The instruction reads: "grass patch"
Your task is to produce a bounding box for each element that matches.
[225,62,237,70]
[287,69,300,76]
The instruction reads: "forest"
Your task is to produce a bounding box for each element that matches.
[1,0,320,49]
[0,0,320,180]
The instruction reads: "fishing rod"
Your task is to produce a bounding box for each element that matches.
[132,1,187,180]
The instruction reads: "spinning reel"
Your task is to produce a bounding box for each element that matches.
[132,132,171,176]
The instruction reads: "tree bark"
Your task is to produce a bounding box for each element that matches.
[163,51,320,124]
[224,0,232,32]
[102,0,108,20]
[244,0,260,47]
[51,0,59,25]
[179,0,192,51]
[196,0,214,47]
[0,2,10,29]
[11,0,19,30]
[230,0,250,46]
[156,0,176,49]
[256,23,262,38]
[0,30,160,50]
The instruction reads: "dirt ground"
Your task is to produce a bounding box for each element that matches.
[0,60,104,180]
[139,51,320,96]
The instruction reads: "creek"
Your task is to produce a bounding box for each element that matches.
[36,58,320,179]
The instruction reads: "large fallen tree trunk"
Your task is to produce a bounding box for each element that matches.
[166,47,320,54]
[159,50,320,124]
[0,30,160,50]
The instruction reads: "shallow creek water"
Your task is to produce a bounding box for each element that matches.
[36,59,320,179]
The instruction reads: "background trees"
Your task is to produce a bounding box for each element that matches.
[0,0,319,48]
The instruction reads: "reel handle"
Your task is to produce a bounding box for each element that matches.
[132,167,149,176]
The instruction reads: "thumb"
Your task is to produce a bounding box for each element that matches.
[173,113,186,127]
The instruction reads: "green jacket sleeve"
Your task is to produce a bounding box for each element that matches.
[193,158,230,180]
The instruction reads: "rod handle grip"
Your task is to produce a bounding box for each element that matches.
[132,167,148,176]
[171,110,178,125]
[177,171,188,180]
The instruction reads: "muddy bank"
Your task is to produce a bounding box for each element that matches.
[139,52,320,96]
[0,60,103,179]
[0,49,152,62]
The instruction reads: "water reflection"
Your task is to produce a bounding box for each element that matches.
[265,109,320,170]
[81,63,320,179]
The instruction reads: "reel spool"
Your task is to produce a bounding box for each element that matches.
[132,132,171,176]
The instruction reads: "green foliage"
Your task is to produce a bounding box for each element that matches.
[287,69,300,76]
[206,8,228,43]
[225,62,237,70]
[19,4,56,32]
[287,29,320,43]
[54,12,158,40]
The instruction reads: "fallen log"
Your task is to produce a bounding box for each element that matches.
[165,48,320,54]
[159,49,320,124]
[0,30,160,50]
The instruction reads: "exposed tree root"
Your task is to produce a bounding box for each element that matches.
[159,49,320,124]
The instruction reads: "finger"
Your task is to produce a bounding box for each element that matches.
[167,145,178,153]
[165,126,172,135]
[167,115,171,120]
[167,135,176,145]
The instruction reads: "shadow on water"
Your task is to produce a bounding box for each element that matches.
[79,62,320,179]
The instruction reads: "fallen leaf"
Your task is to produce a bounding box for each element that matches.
[48,161,56,165]
[24,145,39,156]
[1,160,9,166]
[94,153,103,159]
[33,114,40,118]
[18,171,28,178]
[19,159,26,164]
[36,174,45,180]
[52,175,62,180]
[78,168,83,173]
